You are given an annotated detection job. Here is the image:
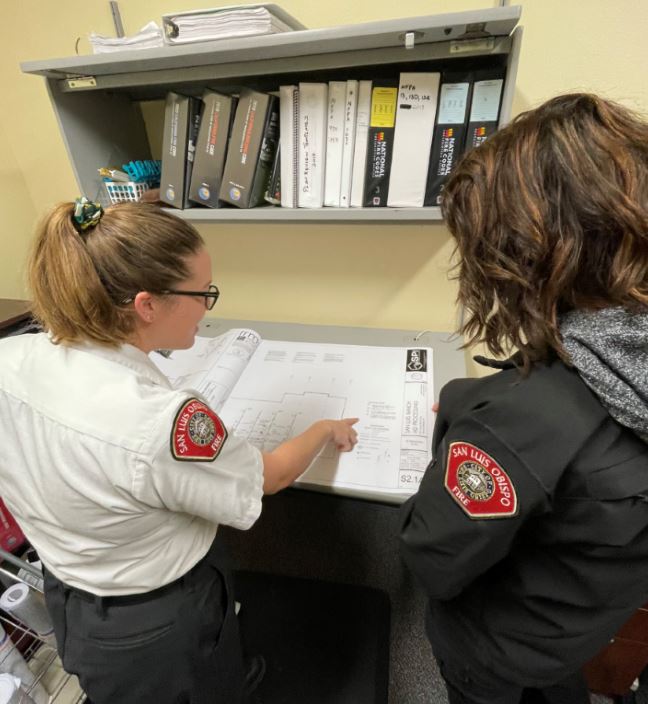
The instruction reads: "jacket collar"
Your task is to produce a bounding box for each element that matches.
[472,354,519,370]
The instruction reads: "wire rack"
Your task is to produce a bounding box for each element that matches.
[0,549,86,703]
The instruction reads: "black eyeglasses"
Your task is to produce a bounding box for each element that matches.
[160,284,220,310]
[121,284,220,310]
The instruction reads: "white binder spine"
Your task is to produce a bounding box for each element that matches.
[387,72,441,207]
[279,84,299,208]
[323,81,346,207]
[350,80,372,208]
[298,82,328,209]
[339,80,358,208]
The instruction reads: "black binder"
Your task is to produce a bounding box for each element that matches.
[189,91,238,208]
[463,68,506,153]
[264,143,282,206]
[220,90,279,208]
[160,92,203,209]
[362,81,399,207]
[423,71,473,207]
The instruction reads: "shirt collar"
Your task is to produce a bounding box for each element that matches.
[71,340,172,387]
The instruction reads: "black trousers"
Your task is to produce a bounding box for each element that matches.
[43,539,246,704]
[437,655,591,704]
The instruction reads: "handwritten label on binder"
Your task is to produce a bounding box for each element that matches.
[398,80,435,111]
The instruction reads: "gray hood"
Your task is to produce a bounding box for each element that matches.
[560,307,648,442]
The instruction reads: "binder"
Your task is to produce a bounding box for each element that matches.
[186,102,203,205]
[160,92,203,209]
[387,72,440,207]
[219,89,279,208]
[423,72,472,207]
[363,81,398,207]
[298,82,328,208]
[188,91,237,208]
[279,85,299,208]
[339,79,358,208]
[350,80,372,208]
[323,81,346,207]
[264,142,282,205]
[464,68,505,153]
[248,95,279,208]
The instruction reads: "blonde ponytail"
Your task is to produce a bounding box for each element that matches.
[28,201,204,346]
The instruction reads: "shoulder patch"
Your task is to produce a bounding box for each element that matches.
[171,398,228,462]
[444,441,518,519]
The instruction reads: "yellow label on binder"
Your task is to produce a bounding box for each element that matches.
[370,88,397,128]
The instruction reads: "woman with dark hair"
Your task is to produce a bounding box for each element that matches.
[0,200,358,704]
[399,93,648,704]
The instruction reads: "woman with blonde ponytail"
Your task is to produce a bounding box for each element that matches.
[0,199,358,704]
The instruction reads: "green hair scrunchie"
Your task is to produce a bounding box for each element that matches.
[73,196,104,231]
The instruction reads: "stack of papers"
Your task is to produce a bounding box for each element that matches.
[89,21,164,54]
[164,5,303,45]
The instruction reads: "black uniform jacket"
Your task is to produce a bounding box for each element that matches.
[400,357,648,687]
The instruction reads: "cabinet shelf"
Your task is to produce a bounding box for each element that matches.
[21,6,522,224]
[22,7,521,81]
[167,205,442,223]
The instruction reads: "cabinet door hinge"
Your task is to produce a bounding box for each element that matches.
[450,37,495,54]
[67,76,97,89]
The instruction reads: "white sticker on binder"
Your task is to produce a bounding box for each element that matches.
[469,80,504,122]
[437,83,470,124]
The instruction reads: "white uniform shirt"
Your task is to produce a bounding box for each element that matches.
[0,333,263,595]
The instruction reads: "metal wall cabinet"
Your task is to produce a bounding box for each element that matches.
[21,6,522,224]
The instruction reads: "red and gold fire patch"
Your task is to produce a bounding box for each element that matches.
[444,441,517,519]
[171,398,227,462]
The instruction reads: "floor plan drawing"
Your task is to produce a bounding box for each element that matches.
[152,330,434,498]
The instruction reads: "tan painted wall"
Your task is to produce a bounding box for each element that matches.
[1,1,647,373]
[0,119,36,298]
